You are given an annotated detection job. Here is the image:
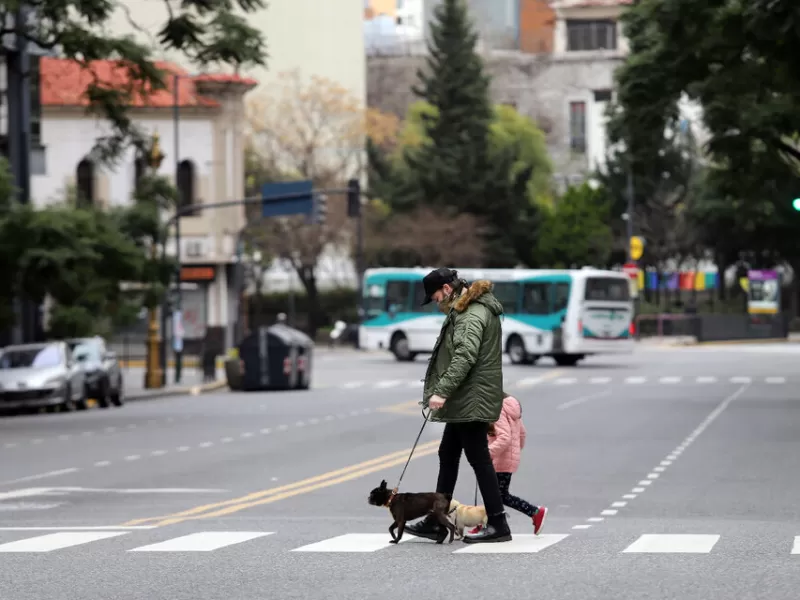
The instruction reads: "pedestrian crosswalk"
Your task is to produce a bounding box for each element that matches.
[0,529,798,556]
[326,375,790,391]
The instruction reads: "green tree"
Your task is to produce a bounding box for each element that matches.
[609,0,800,272]
[536,183,614,269]
[3,0,267,161]
[398,0,494,212]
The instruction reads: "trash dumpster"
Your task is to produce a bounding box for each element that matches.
[237,324,314,391]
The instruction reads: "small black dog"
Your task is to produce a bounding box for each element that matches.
[367,479,455,544]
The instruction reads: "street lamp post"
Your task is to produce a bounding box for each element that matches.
[145,131,166,389]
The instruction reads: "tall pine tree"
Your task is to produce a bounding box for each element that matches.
[390,0,538,267]
[401,0,494,213]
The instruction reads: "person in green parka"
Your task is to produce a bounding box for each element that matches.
[405,267,512,544]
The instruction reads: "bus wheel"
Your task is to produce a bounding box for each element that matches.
[553,354,581,367]
[507,336,534,365]
[390,333,416,362]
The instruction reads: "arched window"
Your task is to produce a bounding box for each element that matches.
[176,159,196,213]
[76,159,94,207]
[134,155,147,194]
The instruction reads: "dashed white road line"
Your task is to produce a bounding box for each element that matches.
[556,390,611,411]
[573,384,750,531]
[625,376,646,384]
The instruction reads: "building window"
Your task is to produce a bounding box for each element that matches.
[134,155,147,193]
[176,159,196,212]
[569,101,586,153]
[29,56,42,147]
[76,159,95,206]
[566,20,617,52]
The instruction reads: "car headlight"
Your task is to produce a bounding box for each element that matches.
[44,377,66,388]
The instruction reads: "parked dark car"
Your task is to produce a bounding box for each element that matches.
[68,337,124,408]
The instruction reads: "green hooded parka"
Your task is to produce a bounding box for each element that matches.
[421,279,505,423]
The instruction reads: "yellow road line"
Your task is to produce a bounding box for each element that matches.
[153,445,441,526]
[378,400,421,415]
[122,439,441,527]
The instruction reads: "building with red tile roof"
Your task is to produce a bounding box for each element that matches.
[35,57,258,351]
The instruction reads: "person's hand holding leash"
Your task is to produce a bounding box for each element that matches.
[429,394,446,410]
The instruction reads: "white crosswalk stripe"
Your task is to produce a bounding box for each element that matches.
[0,531,128,552]
[622,534,720,554]
[0,530,798,555]
[291,533,413,553]
[129,531,273,552]
[453,534,569,554]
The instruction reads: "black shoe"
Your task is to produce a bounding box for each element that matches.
[405,515,443,541]
[463,512,512,544]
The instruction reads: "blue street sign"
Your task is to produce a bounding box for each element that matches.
[261,180,314,218]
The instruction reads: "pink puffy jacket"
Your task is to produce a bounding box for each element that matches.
[488,396,526,473]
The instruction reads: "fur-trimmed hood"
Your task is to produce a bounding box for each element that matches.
[452,280,504,315]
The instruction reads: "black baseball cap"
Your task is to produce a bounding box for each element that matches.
[421,267,457,305]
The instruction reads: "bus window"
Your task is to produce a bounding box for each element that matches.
[412,281,440,312]
[552,282,570,312]
[584,277,630,301]
[522,282,550,314]
[493,281,519,314]
[385,280,411,312]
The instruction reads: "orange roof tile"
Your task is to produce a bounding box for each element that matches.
[40,57,258,109]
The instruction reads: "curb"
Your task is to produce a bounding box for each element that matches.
[125,379,228,402]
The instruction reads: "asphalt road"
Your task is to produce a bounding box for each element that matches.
[2,343,800,599]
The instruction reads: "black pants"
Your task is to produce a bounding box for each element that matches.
[436,422,505,517]
[497,472,538,517]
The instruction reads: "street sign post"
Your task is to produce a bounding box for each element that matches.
[623,262,639,298]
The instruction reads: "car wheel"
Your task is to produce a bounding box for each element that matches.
[110,379,124,407]
[61,386,76,412]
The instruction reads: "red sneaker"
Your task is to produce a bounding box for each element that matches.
[532,506,547,535]
[468,525,483,535]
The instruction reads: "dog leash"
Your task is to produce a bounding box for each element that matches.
[391,406,432,496]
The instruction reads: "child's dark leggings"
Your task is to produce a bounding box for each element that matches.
[497,472,538,517]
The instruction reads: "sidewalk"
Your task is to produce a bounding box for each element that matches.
[122,366,227,401]
[637,333,800,347]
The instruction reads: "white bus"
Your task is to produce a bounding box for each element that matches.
[358,267,635,365]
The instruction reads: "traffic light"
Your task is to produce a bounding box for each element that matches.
[347,178,361,218]
[793,198,800,211]
[312,193,328,225]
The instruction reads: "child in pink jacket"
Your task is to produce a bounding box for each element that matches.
[473,393,547,535]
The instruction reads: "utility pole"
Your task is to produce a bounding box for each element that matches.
[173,73,183,383]
[626,168,635,262]
[7,5,36,343]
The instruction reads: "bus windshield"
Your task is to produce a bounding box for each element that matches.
[584,277,630,302]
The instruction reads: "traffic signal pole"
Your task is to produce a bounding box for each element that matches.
[159,187,352,382]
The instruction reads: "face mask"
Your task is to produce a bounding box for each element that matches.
[437,287,458,313]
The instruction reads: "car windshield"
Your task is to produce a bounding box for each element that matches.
[72,342,100,362]
[0,345,62,369]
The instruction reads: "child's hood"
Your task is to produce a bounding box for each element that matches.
[502,396,522,421]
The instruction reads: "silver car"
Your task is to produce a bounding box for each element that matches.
[0,342,87,412]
